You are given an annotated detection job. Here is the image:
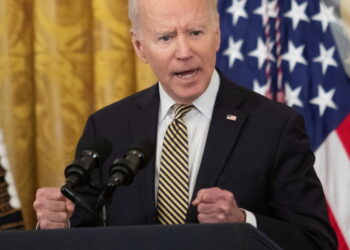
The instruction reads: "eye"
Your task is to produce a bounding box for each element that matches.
[159,35,172,42]
[191,30,203,36]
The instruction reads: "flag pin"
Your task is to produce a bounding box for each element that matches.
[226,114,237,121]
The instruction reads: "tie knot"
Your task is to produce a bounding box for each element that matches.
[173,104,193,120]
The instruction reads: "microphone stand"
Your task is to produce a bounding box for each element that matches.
[96,177,123,227]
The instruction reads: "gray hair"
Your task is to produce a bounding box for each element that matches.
[128,0,140,32]
[128,0,219,33]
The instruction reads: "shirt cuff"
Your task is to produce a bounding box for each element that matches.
[242,209,257,227]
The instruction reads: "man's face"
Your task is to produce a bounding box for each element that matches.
[131,0,221,104]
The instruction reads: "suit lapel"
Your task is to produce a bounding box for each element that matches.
[186,75,247,222]
[129,84,160,224]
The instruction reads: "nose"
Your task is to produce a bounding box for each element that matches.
[175,36,193,61]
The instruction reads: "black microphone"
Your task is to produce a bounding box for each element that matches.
[61,137,112,220]
[62,137,113,190]
[108,139,155,187]
[96,139,154,213]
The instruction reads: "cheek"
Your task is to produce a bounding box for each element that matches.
[147,57,173,81]
[197,39,219,60]
[152,56,174,74]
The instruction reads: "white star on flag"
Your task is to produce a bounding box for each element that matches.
[311,2,337,33]
[223,36,244,68]
[285,83,303,108]
[310,85,337,116]
[284,0,309,30]
[253,80,270,96]
[249,37,275,69]
[282,41,307,72]
[226,0,248,26]
[253,0,278,24]
[313,44,338,75]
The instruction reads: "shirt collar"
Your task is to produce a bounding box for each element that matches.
[158,69,220,122]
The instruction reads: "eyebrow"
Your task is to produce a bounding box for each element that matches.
[155,31,177,37]
[190,24,206,30]
[155,24,207,36]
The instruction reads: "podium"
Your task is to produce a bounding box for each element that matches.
[0,223,281,250]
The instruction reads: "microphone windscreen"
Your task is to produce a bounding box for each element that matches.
[128,139,155,164]
[85,137,113,162]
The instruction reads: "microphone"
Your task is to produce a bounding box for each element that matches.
[61,137,112,220]
[108,139,155,187]
[62,137,113,190]
[96,139,154,213]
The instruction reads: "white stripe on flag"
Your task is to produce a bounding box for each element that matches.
[314,130,350,247]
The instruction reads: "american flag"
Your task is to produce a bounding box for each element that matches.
[216,0,350,249]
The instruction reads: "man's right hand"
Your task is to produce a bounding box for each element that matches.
[33,187,75,229]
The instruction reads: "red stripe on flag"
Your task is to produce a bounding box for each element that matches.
[327,204,350,250]
[336,114,350,158]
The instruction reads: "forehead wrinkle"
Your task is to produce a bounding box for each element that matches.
[138,0,213,35]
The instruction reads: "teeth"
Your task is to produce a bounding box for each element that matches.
[176,69,198,79]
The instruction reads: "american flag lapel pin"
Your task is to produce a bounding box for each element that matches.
[226,114,237,121]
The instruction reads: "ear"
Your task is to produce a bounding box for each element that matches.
[215,16,221,52]
[130,30,149,64]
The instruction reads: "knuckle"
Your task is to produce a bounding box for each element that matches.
[33,200,44,211]
[222,190,233,200]
[36,188,45,198]
[202,192,209,200]
[36,187,52,198]
[197,189,207,200]
[40,220,50,229]
[61,212,70,222]
[216,213,225,222]
[33,200,39,209]
[198,213,205,221]
[220,203,230,213]
[226,191,234,200]
[67,202,75,213]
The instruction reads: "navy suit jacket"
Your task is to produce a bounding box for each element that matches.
[71,72,337,249]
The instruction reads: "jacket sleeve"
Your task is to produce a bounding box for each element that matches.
[255,113,337,249]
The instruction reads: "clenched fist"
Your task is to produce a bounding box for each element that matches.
[192,187,246,223]
[33,187,75,229]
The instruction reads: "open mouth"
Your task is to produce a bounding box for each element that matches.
[174,69,199,79]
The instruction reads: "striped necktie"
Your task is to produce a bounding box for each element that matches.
[157,104,193,224]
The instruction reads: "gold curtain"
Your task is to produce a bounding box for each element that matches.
[0,0,156,229]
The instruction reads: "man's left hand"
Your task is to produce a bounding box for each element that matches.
[192,187,246,223]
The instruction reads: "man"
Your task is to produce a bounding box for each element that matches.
[33,0,337,249]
